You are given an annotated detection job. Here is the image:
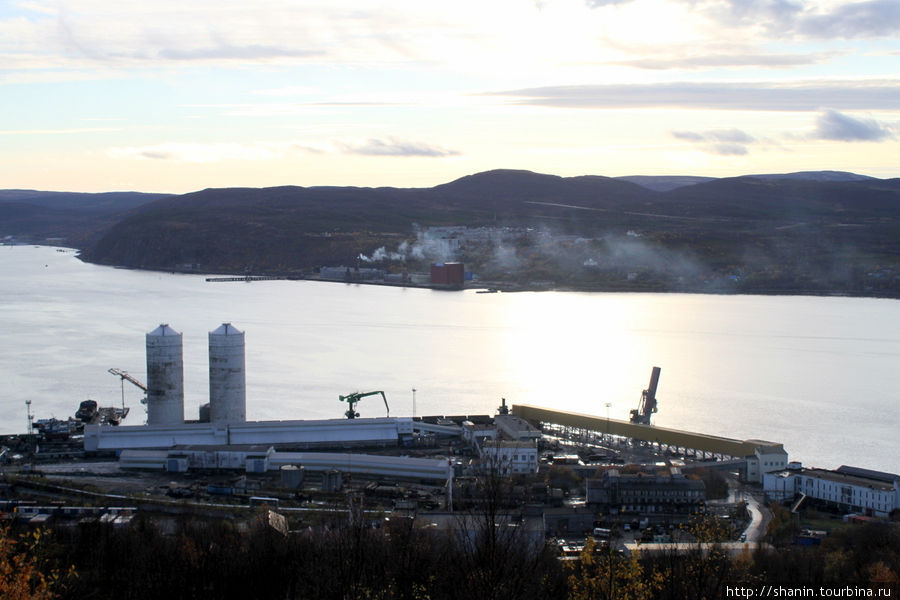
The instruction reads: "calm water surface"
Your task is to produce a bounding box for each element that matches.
[2,245,898,473]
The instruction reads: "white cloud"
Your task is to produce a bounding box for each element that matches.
[107,142,304,163]
[492,80,900,111]
[609,50,841,70]
[793,0,900,39]
[813,109,895,141]
[0,127,120,135]
[712,143,750,156]
[340,138,460,157]
[672,127,757,155]
[107,138,459,162]
[675,0,900,40]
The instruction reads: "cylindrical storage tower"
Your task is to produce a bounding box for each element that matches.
[145,324,185,426]
[209,323,246,424]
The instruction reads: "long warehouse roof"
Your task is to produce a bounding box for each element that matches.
[511,404,785,457]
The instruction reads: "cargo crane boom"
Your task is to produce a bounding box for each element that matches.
[629,366,661,425]
[108,368,148,410]
[339,391,389,419]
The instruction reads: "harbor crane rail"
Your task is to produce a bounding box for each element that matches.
[629,366,661,425]
[339,391,389,419]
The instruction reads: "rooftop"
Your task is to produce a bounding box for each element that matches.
[836,465,900,484]
[776,467,898,492]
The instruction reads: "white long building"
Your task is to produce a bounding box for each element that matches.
[85,417,416,452]
[763,464,900,518]
[118,446,454,482]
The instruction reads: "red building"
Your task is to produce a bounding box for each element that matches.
[430,262,465,287]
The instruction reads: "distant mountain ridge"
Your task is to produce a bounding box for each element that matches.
[615,171,875,192]
[3,169,898,296]
[0,190,170,245]
[614,175,716,192]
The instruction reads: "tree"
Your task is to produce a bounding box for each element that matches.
[0,526,70,600]
[566,537,662,600]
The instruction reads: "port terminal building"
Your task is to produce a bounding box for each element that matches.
[511,404,788,483]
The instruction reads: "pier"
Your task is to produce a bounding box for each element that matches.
[205,276,283,282]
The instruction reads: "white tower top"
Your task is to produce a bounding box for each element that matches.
[211,322,242,336]
[148,323,180,337]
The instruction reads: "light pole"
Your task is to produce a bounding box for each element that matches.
[605,402,612,442]
[412,388,417,418]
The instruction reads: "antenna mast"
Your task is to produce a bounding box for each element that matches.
[25,399,34,434]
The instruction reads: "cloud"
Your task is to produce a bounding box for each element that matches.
[585,0,635,6]
[713,143,749,156]
[699,0,804,33]
[107,141,308,163]
[795,0,900,39]
[691,0,900,39]
[490,80,900,111]
[341,138,460,157]
[813,109,895,141]
[708,129,756,143]
[672,131,706,142]
[672,128,756,155]
[0,127,119,135]
[156,44,323,61]
[611,51,838,71]
[107,138,460,162]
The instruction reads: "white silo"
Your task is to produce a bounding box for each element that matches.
[145,324,185,426]
[209,323,246,424]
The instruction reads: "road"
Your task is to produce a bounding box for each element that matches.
[740,490,772,542]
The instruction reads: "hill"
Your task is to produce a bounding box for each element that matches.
[0,190,170,246]
[4,171,898,296]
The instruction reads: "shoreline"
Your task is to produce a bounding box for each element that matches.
[9,243,898,300]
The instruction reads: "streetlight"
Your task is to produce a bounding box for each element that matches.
[605,402,612,442]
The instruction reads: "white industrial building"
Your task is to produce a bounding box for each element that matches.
[461,421,497,446]
[118,446,454,482]
[763,464,900,518]
[477,441,539,475]
[494,414,541,443]
[85,417,416,451]
[745,443,790,483]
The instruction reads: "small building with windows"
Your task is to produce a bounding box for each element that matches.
[745,444,789,483]
[586,469,705,514]
[477,441,539,476]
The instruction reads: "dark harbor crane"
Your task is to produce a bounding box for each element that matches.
[339,390,389,419]
[629,366,661,425]
[108,368,148,416]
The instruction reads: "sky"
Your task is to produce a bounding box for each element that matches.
[1,0,899,193]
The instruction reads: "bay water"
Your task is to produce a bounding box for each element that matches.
[1,244,897,473]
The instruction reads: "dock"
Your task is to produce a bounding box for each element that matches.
[205,276,283,282]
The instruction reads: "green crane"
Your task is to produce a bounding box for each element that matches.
[339,391,389,419]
